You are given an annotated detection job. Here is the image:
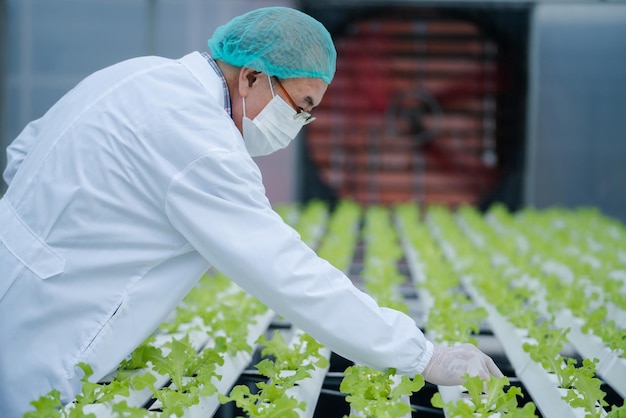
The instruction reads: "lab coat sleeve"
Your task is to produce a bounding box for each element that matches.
[3,117,45,187]
[165,151,433,376]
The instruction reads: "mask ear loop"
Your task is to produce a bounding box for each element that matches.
[267,75,276,97]
[244,76,276,120]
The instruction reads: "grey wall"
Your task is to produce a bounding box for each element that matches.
[0,0,6,191]
[0,0,297,202]
[525,4,626,222]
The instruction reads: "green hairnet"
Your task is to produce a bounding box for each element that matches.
[208,7,336,83]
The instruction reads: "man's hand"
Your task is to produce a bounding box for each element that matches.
[422,344,504,386]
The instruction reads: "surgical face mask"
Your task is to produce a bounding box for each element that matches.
[242,76,307,157]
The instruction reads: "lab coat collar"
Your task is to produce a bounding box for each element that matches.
[178,52,228,113]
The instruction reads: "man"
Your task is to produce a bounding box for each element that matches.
[0,6,502,416]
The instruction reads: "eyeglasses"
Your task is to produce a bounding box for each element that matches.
[273,77,316,125]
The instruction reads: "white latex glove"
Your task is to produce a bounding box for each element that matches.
[422,343,504,386]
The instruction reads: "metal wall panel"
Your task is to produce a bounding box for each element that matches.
[0,0,5,194]
[525,4,626,222]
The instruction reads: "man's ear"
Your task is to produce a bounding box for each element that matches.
[246,72,260,87]
[239,68,262,97]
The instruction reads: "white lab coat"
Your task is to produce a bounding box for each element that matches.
[0,51,433,416]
